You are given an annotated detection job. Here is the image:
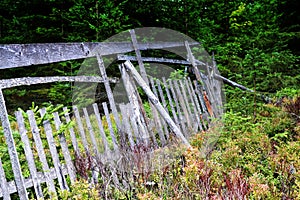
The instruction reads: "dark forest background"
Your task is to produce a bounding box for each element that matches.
[0,0,299,112]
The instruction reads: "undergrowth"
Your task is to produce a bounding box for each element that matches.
[49,94,299,199]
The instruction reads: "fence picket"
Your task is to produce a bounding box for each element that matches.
[38,108,69,191]
[53,112,77,184]
[183,79,203,131]
[72,106,90,154]
[0,158,11,199]
[102,102,118,151]
[15,111,44,199]
[92,103,110,156]
[63,107,80,155]
[162,77,180,129]
[119,104,135,149]
[149,78,166,146]
[27,110,57,194]
[156,79,170,140]
[168,79,187,134]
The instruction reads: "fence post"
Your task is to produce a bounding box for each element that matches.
[0,89,28,200]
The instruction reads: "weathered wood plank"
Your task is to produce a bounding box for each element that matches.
[102,102,118,151]
[0,76,118,89]
[38,108,69,191]
[15,111,44,199]
[173,80,192,134]
[183,79,203,132]
[162,77,180,129]
[123,61,190,147]
[119,104,135,149]
[96,55,123,142]
[0,41,199,69]
[0,90,28,200]
[155,79,170,137]
[63,107,80,155]
[72,106,90,154]
[149,78,166,146]
[117,54,191,65]
[92,103,110,155]
[119,64,151,145]
[53,112,77,184]
[168,79,187,134]
[0,158,11,199]
[82,108,101,158]
[0,164,69,198]
[187,78,207,130]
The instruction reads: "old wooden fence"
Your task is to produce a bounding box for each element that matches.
[0,30,224,199]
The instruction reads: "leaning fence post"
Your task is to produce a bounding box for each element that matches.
[0,89,28,200]
[123,61,191,147]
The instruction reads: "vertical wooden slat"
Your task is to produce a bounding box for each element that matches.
[38,109,68,191]
[192,80,209,116]
[92,103,110,155]
[149,78,166,146]
[129,29,149,84]
[53,112,76,184]
[15,111,44,199]
[82,108,101,158]
[184,79,203,131]
[179,80,193,120]
[119,104,135,149]
[102,102,118,151]
[119,64,152,145]
[173,79,192,133]
[162,77,180,128]
[168,79,187,134]
[63,107,80,154]
[185,41,215,118]
[0,158,11,200]
[26,110,57,194]
[156,79,170,139]
[0,89,28,200]
[96,54,123,141]
[186,78,207,130]
[127,104,141,144]
[123,61,190,147]
[182,79,203,132]
[72,106,90,154]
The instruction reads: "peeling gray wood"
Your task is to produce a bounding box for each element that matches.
[102,102,118,151]
[0,164,69,198]
[0,158,11,199]
[82,108,101,159]
[0,41,198,69]
[149,78,166,146]
[184,79,203,131]
[119,64,150,145]
[117,54,191,65]
[96,54,123,141]
[162,77,180,128]
[15,111,44,199]
[119,104,135,149]
[53,112,77,184]
[168,79,187,134]
[156,79,170,140]
[63,107,80,155]
[38,108,68,191]
[92,103,110,156]
[0,89,28,200]
[123,61,190,147]
[0,76,118,89]
[73,105,90,154]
